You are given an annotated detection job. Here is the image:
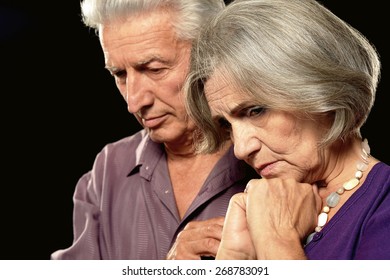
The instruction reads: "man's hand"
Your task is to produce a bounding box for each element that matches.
[166,216,225,260]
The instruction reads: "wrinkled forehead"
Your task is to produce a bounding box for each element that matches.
[204,70,252,116]
[99,10,175,39]
[204,71,230,103]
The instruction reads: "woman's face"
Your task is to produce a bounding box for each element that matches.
[204,73,328,183]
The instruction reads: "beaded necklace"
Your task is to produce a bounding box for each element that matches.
[305,139,370,245]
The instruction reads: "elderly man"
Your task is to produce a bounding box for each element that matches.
[51,0,256,260]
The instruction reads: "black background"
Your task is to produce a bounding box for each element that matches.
[1,1,388,259]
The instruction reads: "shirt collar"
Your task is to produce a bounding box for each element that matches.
[127,133,165,180]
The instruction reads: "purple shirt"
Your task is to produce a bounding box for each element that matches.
[305,162,390,259]
[51,130,257,259]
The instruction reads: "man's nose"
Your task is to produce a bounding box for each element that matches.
[125,72,154,114]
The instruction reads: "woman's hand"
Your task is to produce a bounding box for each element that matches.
[216,192,257,260]
[245,178,321,259]
[217,178,321,260]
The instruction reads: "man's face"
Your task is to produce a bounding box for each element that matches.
[100,11,194,145]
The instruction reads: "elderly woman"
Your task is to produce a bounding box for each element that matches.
[184,0,390,259]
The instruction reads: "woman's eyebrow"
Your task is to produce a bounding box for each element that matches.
[229,101,254,115]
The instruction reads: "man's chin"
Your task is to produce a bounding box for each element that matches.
[147,129,165,143]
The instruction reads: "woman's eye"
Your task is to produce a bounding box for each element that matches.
[246,106,265,117]
[218,117,231,130]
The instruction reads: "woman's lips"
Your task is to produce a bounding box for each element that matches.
[256,161,277,177]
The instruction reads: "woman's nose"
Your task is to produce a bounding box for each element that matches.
[232,123,261,161]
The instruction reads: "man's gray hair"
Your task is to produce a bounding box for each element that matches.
[80,0,225,40]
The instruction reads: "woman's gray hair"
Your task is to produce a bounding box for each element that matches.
[80,0,225,40]
[185,0,381,153]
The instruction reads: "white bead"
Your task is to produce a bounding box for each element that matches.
[343,178,359,191]
[326,192,340,208]
[336,187,345,195]
[362,138,370,155]
[306,232,316,245]
[322,206,330,213]
[357,161,368,171]
[318,212,328,227]
[361,152,369,163]
[355,170,363,179]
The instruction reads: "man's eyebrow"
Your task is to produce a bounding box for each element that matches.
[137,55,166,65]
[105,65,120,73]
[105,56,168,73]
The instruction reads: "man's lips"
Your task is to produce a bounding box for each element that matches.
[141,115,167,128]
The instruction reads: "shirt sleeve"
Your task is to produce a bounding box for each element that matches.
[51,133,145,260]
[51,170,102,259]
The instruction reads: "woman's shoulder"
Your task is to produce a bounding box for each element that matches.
[366,161,390,197]
[370,162,390,179]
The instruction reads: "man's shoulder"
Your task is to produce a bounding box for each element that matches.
[103,129,149,153]
[91,129,151,167]
[87,129,150,174]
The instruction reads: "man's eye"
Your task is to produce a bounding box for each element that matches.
[147,68,168,76]
[246,106,265,117]
[113,70,126,78]
[149,68,163,73]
